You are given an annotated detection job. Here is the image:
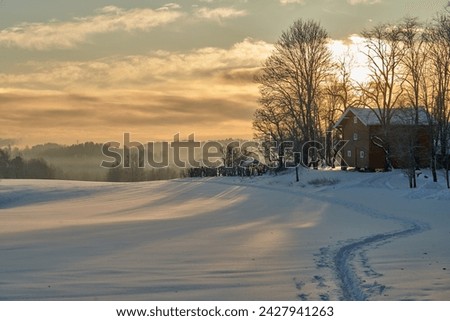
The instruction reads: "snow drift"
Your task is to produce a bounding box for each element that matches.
[0,169,449,300]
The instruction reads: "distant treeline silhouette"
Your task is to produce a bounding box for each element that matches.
[0,142,184,182]
[0,148,55,179]
[1,140,273,181]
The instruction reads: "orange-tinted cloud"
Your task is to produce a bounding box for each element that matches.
[0,38,273,145]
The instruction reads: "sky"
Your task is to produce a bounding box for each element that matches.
[0,0,449,146]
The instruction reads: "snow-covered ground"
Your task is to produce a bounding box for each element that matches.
[0,169,449,301]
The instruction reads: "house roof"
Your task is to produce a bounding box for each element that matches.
[334,107,430,128]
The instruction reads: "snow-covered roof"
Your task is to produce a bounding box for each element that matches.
[334,107,430,128]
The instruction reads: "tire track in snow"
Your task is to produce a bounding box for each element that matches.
[193,176,429,300]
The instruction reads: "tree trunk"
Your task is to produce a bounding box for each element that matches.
[446,170,449,189]
[446,157,450,189]
[431,152,438,183]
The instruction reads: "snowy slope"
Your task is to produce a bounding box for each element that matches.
[0,169,449,301]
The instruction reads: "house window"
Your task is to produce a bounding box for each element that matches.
[354,116,358,124]
[360,151,365,159]
[353,133,358,141]
[347,150,352,158]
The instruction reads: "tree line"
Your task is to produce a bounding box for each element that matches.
[253,13,450,188]
[0,143,183,182]
[0,148,55,179]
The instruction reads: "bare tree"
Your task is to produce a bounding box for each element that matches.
[359,23,407,169]
[389,108,425,188]
[420,26,440,182]
[426,14,450,188]
[253,19,333,166]
[322,55,357,166]
[420,65,439,182]
[397,17,428,187]
[400,17,427,123]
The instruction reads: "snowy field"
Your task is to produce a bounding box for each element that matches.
[0,169,449,301]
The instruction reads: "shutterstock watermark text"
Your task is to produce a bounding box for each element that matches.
[100,133,348,169]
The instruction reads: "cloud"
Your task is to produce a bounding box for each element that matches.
[278,0,306,5]
[0,6,183,50]
[157,3,182,11]
[195,7,248,21]
[0,38,273,89]
[0,38,274,144]
[0,89,258,144]
[347,0,381,5]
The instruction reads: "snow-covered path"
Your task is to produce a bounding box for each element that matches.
[333,221,425,300]
[309,171,450,300]
[198,175,431,300]
[0,170,449,300]
[300,182,430,301]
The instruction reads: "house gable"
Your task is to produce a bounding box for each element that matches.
[335,109,371,169]
[334,107,373,129]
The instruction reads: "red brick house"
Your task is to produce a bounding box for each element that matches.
[334,107,431,170]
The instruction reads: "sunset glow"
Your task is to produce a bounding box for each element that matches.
[0,0,447,146]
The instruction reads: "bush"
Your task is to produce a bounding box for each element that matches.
[308,177,340,187]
